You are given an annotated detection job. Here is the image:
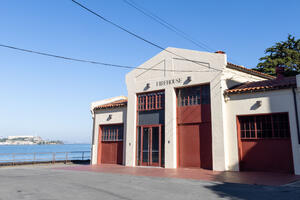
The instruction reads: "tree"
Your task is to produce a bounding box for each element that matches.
[254,34,300,76]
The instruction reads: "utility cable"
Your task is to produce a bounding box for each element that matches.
[70,0,222,72]
[122,0,240,65]
[0,43,270,81]
[123,0,214,52]
[0,43,211,73]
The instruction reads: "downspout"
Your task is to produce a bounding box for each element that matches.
[292,87,300,144]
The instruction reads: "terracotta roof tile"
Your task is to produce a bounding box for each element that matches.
[225,76,296,95]
[226,62,276,80]
[94,99,127,110]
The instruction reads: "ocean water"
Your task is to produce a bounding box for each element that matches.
[0,144,91,163]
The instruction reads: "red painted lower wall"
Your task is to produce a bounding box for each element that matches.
[177,104,211,124]
[178,124,201,168]
[178,123,212,169]
[239,139,294,173]
[199,123,212,170]
[100,141,123,165]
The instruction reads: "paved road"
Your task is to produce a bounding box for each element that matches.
[0,165,299,200]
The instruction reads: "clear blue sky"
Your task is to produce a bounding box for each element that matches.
[0,0,299,143]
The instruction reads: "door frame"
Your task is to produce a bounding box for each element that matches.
[236,113,294,173]
[97,123,124,165]
[137,124,162,167]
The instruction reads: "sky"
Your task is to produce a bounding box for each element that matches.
[0,0,299,143]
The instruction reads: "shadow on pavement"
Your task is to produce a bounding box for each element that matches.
[204,181,300,200]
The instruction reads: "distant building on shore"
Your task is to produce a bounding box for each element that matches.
[0,136,63,145]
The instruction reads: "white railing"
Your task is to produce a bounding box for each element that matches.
[0,151,91,165]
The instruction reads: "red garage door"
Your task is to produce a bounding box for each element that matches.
[178,124,200,167]
[176,84,212,169]
[237,113,294,173]
[178,123,212,169]
[98,124,123,165]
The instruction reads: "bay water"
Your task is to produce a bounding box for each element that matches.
[0,144,91,163]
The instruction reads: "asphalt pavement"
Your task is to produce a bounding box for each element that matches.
[0,164,299,200]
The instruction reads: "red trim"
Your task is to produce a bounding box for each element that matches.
[97,125,102,165]
[149,127,153,166]
[138,124,162,167]
[135,90,165,167]
[136,90,165,111]
[238,113,290,139]
[140,127,143,166]
[237,112,289,117]
[175,82,210,90]
[135,94,139,167]
[236,113,294,173]
[98,123,124,165]
[159,125,161,167]
[176,92,179,168]
[176,84,212,169]
[136,89,164,95]
[236,115,243,171]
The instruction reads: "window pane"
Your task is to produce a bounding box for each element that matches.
[101,125,123,141]
[241,130,245,138]
[161,126,165,166]
[137,127,141,163]
[152,127,159,163]
[201,85,210,104]
[118,127,123,140]
[142,128,149,162]
[177,85,210,107]
[239,113,290,140]
[137,92,165,111]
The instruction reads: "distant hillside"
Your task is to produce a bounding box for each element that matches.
[0,136,64,145]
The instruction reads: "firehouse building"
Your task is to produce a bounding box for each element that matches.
[90,47,300,174]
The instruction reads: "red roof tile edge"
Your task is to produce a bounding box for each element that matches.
[225,76,296,95]
[226,62,276,80]
[94,99,127,110]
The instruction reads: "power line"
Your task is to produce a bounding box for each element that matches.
[122,0,241,65]
[123,0,214,52]
[70,0,222,72]
[71,1,255,78]
[0,43,268,81]
[0,44,133,69]
[0,43,211,73]
[0,2,252,76]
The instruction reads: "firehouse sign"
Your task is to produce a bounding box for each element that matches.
[156,78,182,87]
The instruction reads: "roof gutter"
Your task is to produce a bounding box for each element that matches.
[292,87,300,144]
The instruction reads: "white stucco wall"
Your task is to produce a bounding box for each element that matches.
[221,68,267,170]
[126,48,227,169]
[125,47,268,170]
[91,107,127,165]
[91,47,300,175]
[225,89,300,174]
[295,75,300,174]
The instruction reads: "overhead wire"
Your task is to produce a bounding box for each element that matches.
[0,43,211,73]
[71,0,265,80]
[0,1,267,79]
[70,0,222,72]
[121,1,262,79]
[0,43,269,82]
[123,0,214,52]
[122,0,241,65]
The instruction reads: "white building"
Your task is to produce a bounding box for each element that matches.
[91,48,300,174]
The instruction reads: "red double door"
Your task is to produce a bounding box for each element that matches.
[100,141,123,164]
[237,114,294,173]
[98,124,123,165]
[138,125,163,167]
[177,103,212,170]
[178,122,212,169]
